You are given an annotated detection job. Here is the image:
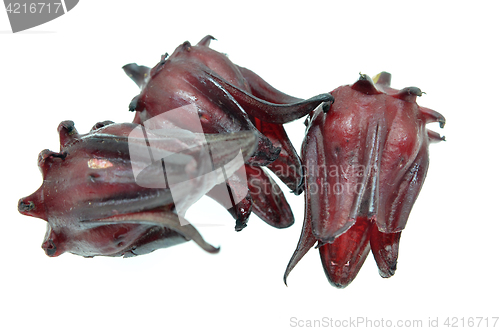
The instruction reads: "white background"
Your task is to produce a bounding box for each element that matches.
[2,1,499,330]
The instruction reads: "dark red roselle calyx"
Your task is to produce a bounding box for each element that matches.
[123,35,334,231]
[18,120,258,257]
[284,72,445,288]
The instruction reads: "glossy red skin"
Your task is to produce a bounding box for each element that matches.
[124,35,333,230]
[245,165,294,228]
[284,73,445,287]
[18,121,257,257]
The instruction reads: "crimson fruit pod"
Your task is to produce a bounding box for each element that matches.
[18,120,257,257]
[284,72,445,288]
[123,35,333,230]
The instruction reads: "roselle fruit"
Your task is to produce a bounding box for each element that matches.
[123,35,334,230]
[18,120,258,257]
[284,72,445,288]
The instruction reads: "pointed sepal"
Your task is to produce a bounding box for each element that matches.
[122,63,151,88]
